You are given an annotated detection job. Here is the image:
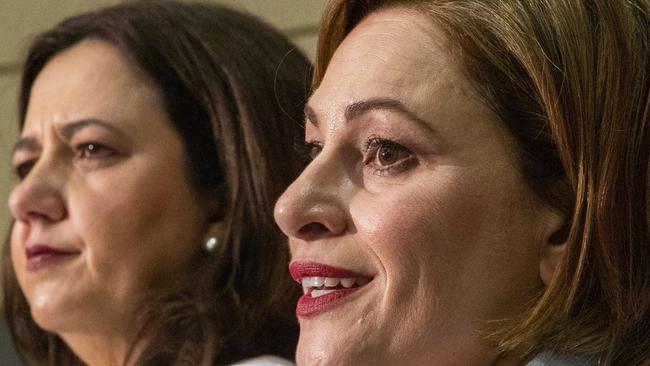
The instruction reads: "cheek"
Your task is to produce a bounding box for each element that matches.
[354,173,542,303]
[70,164,200,287]
[10,223,29,286]
[353,179,478,270]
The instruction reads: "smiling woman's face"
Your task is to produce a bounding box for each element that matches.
[274,7,562,366]
[8,40,207,338]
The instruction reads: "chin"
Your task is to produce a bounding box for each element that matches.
[28,295,89,335]
[30,305,64,333]
[297,346,360,366]
[296,329,381,366]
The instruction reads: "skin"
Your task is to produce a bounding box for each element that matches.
[8,40,208,366]
[274,7,563,366]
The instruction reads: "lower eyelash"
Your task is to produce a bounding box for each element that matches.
[368,157,416,177]
[295,140,323,162]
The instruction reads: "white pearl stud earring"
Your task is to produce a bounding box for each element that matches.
[205,236,218,252]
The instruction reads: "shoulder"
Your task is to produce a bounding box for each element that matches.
[526,351,599,366]
[230,355,295,366]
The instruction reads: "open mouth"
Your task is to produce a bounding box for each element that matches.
[301,276,370,297]
[290,261,373,317]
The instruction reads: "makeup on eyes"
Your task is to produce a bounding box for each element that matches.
[362,135,418,176]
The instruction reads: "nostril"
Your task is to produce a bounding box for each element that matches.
[298,222,330,240]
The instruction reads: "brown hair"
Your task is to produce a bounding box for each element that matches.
[3,0,311,365]
[314,0,650,364]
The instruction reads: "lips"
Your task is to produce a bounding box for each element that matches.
[289,261,373,318]
[25,244,78,272]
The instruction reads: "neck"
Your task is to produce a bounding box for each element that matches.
[60,329,143,366]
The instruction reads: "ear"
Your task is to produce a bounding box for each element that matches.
[202,184,227,223]
[539,211,570,286]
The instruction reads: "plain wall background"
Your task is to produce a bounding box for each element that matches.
[0,0,325,362]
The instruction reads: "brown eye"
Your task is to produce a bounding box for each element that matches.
[75,143,114,159]
[364,137,416,176]
[14,161,35,180]
[297,140,323,162]
[377,144,405,166]
[366,138,411,167]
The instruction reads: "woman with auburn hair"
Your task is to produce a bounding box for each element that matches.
[4,1,310,365]
[274,0,649,365]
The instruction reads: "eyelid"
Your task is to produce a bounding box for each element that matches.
[11,149,38,177]
[362,135,417,176]
[296,139,323,162]
[73,142,116,160]
[13,160,36,180]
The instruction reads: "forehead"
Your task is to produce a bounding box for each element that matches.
[23,40,156,134]
[312,6,467,111]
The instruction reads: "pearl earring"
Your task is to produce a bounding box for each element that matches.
[205,236,218,252]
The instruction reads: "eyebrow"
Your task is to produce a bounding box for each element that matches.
[11,137,40,156]
[59,118,120,140]
[12,118,122,156]
[305,97,432,132]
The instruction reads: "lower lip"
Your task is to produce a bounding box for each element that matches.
[296,286,367,318]
[26,253,76,272]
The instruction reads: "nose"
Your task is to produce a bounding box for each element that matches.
[8,158,67,225]
[274,150,352,241]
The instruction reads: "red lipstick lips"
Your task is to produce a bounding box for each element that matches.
[289,261,372,318]
[25,244,78,272]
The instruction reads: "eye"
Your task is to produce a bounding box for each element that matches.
[75,142,114,160]
[364,136,416,175]
[13,160,36,180]
[296,140,323,162]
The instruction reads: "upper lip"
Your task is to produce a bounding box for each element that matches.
[289,261,373,282]
[25,244,79,259]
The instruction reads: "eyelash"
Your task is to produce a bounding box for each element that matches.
[74,142,114,160]
[13,161,35,180]
[295,140,323,162]
[363,136,415,176]
[297,136,416,177]
[12,142,115,180]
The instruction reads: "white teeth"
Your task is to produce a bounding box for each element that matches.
[340,278,355,288]
[301,276,368,294]
[301,277,323,289]
[324,277,340,287]
[311,289,336,298]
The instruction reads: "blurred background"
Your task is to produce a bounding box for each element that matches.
[0,0,325,363]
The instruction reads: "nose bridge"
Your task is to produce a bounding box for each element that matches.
[275,145,354,238]
[9,148,68,224]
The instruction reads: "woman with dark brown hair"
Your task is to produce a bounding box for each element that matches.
[274,0,649,365]
[4,0,310,365]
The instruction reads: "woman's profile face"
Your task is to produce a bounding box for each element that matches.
[9,40,207,337]
[274,7,562,365]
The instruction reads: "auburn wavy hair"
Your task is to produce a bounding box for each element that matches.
[314,0,649,364]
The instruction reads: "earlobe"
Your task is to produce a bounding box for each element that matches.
[539,214,570,286]
[203,222,222,253]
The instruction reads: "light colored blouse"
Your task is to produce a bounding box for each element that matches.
[230,355,295,366]
[526,351,599,366]
[234,351,598,365]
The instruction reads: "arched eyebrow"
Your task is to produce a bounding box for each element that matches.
[12,137,40,156]
[304,97,433,132]
[59,118,120,140]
